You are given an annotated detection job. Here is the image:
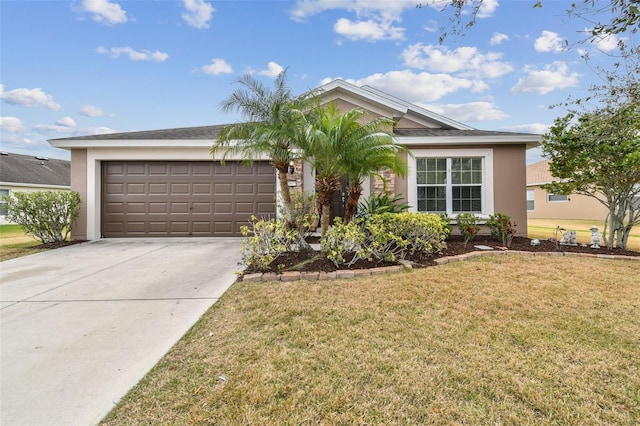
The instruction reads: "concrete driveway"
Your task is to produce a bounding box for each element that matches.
[0,238,242,426]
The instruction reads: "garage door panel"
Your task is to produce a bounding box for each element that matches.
[126,164,145,175]
[192,202,212,214]
[127,183,146,194]
[102,161,275,237]
[193,183,212,195]
[214,183,232,194]
[236,183,255,194]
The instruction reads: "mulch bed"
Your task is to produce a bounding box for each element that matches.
[28,240,87,250]
[244,235,640,275]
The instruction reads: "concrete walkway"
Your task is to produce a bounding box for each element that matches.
[0,238,242,426]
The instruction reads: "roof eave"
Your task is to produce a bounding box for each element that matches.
[48,139,215,150]
[398,135,542,147]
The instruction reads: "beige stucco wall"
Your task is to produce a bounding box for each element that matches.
[493,145,527,236]
[527,185,609,220]
[394,144,528,236]
[70,149,88,240]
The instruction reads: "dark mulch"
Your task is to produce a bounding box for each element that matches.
[29,240,87,250]
[244,235,639,275]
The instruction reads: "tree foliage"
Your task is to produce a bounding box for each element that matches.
[299,103,408,235]
[418,0,640,44]
[3,191,82,243]
[211,69,315,220]
[542,95,640,249]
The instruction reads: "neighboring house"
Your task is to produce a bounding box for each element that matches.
[526,159,608,221]
[0,152,71,225]
[49,79,541,240]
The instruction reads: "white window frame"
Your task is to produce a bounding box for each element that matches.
[547,193,569,202]
[407,148,494,218]
[0,189,9,216]
[526,189,535,211]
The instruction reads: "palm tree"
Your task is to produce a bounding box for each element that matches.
[300,103,408,235]
[339,114,409,224]
[211,70,310,218]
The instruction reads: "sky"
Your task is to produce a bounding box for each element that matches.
[0,0,624,164]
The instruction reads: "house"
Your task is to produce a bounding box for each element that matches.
[0,152,71,224]
[526,159,608,221]
[48,79,541,240]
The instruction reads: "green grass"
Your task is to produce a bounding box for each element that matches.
[101,256,640,425]
[0,224,43,261]
[528,218,640,251]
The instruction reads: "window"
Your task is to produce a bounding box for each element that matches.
[0,189,9,216]
[547,193,568,202]
[526,189,535,211]
[416,157,483,214]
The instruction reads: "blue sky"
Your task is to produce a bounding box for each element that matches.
[0,1,622,163]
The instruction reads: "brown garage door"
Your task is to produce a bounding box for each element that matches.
[102,161,276,237]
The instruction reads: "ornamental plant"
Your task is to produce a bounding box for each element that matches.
[3,190,81,243]
[239,216,298,272]
[486,213,518,247]
[321,218,370,267]
[456,212,480,247]
[364,212,449,262]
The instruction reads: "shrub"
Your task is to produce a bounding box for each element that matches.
[355,192,410,219]
[321,218,370,267]
[240,217,298,272]
[3,191,81,243]
[365,212,449,262]
[279,191,318,252]
[456,212,480,247]
[323,212,450,266]
[486,213,518,247]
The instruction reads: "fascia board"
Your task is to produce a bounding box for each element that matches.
[0,182,70,190]
[49,139,216,149]
[361,85,474,130]
[398,135,541,147]
[317,80,408,115]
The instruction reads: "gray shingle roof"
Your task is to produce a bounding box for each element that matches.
[0,152,70,187]
[50,125,226,141]
[49,125,537,142]
[393,128,538,138]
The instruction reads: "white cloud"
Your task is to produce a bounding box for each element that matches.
[322,69,488,103]
[490,32,509,45]
[97,46,169,62]
[56,117,77,127]
[182,0,215,29]
[289,0,414,22]
[477,0,499,18]
[589,32,620,52]
[80,104,114,117]
[420,102,509,122]
[534,30,565,53]
[76,0,127,25]
[258,62,285,78]
[289,1,411,42]
[501,123,550,135]
[201,58,233,75]
[402,43,513,79]
[334,17,404,41]
[0,84,61,110]
[0,116,27,133]
[511,61,580,95]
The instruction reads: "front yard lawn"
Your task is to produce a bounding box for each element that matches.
[0,224,44,261]
[102,255,640,425]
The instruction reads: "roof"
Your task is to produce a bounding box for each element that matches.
[0,152,70,187]
[50,124,226,141]
[48,79,541,149]
[527,159,554,185]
